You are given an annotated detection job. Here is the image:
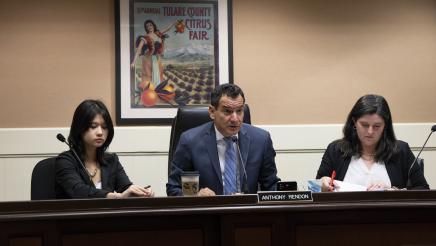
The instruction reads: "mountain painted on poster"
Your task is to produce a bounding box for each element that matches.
[164,43,214,63]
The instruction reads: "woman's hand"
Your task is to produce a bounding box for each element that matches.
[144,186,154,197]
[320,176,338,192]
[123,184,154,197]
[107,185,154,199]
[367,181,389,191]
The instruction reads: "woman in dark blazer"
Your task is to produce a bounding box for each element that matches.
[55,99,154,199]
[316,94,429,191]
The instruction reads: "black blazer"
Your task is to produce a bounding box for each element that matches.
[316,140,429,190]
[55,151,132,199]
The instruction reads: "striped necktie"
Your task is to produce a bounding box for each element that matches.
[224,137,237,195]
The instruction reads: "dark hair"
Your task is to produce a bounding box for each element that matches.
[210,83,245,108]
[340,94,397,162]
[68,99,114,164]
[144,20,158,33]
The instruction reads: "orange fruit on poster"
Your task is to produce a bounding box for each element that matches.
[175,20,185,33]
[141,89,158,107]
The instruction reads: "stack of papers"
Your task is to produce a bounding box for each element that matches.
[307,179,367,192]
[333,180,366,192]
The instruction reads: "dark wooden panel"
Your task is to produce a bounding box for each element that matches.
[296,223,436,246]
[234,226,272,246]
[62,229,203,246]
[57,214,220,246]
[221,213,288,246]
[0,220,59,246]
[9,237,42,246]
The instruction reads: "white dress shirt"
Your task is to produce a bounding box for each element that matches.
[344,156,391,188]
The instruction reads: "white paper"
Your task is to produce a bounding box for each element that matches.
[334,180,367,192]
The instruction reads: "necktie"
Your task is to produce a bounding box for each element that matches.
[224,137,237,195]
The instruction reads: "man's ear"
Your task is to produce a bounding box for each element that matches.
[208,105,215,120]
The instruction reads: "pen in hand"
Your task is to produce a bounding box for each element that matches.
[329,170,336,191]
[144,185,151,189]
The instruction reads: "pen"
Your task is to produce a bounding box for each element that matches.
[144,185,151,189]
[329,170,336,190]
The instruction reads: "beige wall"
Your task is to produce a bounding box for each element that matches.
[1,0,436,127]
[0,0,116,127]
[233,0,436,124]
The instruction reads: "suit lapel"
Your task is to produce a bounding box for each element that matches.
[100,161,109,189]
[238,125,250,170]
[384,159,399,187]
[74,157,94,187]
[79,170,92,186]
[205,123,223,184]
[337,156,351,181]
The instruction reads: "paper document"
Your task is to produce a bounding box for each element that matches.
[334,180,367,192]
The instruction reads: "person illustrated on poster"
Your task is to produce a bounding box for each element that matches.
[131,19,177,89]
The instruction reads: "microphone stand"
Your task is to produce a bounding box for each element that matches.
[232,137,249,194]
[406,128,435,189]
[57,133,93,182]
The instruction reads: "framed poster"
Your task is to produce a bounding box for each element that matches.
[115,0,233,124]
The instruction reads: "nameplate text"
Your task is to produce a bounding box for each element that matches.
[257,191,313,203]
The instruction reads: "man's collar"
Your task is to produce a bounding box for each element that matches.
[214,125,238,141]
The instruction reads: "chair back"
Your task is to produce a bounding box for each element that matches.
[31,157,56,200]
[168,105,251,175]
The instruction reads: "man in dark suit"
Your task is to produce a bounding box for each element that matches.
[167,84,280,196]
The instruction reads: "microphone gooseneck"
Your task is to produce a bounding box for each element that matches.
[406,126,435,189]
[56,133,93,181]
[231,136,249,194]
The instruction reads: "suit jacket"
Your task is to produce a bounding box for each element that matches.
[55,151,132,199]
[167,122,280,196]
[316,140,429,189]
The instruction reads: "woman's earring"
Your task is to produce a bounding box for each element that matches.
[353,125,356,130]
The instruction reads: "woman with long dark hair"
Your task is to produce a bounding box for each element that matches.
[55,99,154,199]
[316,94,429,191]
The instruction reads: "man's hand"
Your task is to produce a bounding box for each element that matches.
[197,187,216,196]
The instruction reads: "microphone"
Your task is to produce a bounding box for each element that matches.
[406,125,436,189]
[56,133,93,180]
[56,133,66,143]
[231,136,249,194]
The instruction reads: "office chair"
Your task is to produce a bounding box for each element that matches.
[168,105,251,176]
[31,157,56,200]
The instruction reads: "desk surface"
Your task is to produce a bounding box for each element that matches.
[1,190,436,246]
[2,190,436,219]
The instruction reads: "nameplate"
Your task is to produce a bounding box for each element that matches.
[257,191,313,203]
